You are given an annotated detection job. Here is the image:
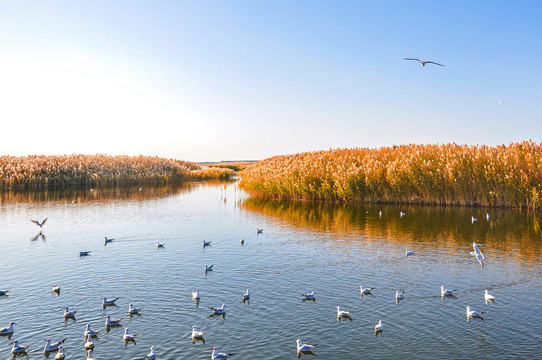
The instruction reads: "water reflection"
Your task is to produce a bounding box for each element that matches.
[241,198,542,262]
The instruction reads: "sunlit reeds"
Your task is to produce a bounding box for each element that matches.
[0,154,232,189]
[239,141,542,209]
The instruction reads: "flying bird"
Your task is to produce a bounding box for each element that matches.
[31,218,48,228]
[404,58,444,66]
[498,100,505,104]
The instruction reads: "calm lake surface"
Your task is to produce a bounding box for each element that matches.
[1,182,541,359]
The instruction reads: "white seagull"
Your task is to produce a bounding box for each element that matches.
[192,289,201,300]
[123,328,136,341]
[440,286,456,296]
[400,212,406,217]
[379,210,382,217]
[360,286,374,295]
[156,242,165,248]
[0,321,15,335]
[498,100,505,104]
[191,325,205,338]
[466,306,484,318]
[208,304,227,315]
[52,285,60,293]
[84,323,99,337]
[242,289,250,301]
[484,289,496,303]
[55,345,65,360]
[472,216,477,223]
[406,250,414,256]
[211,346,235,359]
[84,334,94,350]
[145,346,157,360]
[102,297,119,306]
[404,58,444,66]
[44,338,67,352]
[486,213,490,220]
[31,218,48,228]
[302,291,316,300]
[0,289,9,296]
[128,304,141,314]
[105,315,123,327]
[336,306,352,317]
[11,340,30,355]
[375,320,384,331]
[204,264,214,272]
[395,290,405,300]
[63,306,76,317]
[296,339,317,352]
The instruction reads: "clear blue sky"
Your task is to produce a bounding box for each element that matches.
[1,1,541,161]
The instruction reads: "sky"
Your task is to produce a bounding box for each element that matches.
[1,1,541,162]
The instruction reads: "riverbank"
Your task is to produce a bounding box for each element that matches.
[239,141,542,209]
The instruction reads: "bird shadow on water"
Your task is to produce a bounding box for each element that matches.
[31,231,46,242]
[296,350,318,358]
[124,339,136,346]
[208,313,226,320]
[192,337,205,344]
[337,315,353,322]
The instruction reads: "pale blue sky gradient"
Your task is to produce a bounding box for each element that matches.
[1,1,541,161]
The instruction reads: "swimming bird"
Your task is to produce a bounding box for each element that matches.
[156,242,165,248]
[104,236,114,244]
[242,289,250,301]
[336,306,352,317]
[123,328,136,341]
[296,339,317,352]
[204,264,213,272]
[240,237,244,244]
[440,286,456,296]
[360,286,374,295]
[212,347,235,359]
[10,340,30,355]
[0,322,15,335]
[52,285,60,293]
[400,212,406,217]
[191,325,205,338]
[31,218,48,228]
[79,251,91,256]
[486,213,490,220]
[84,323,99,337]
[395,290,405,300]
[0,289,9,296]
[379,210,382,217]
[192,289,201,300]
[55,345,65,360]
[403,58,444,66]
[86,350,98,360]
[105,315,123,326]
[375,320,384,331]
[472,216,477,223]
[128,304,141,314]
[466,306,484,318]
[84,334,94,350]
[484,289,496,303]
[302,291,316,300]
[145,346,157,360]
[257,228,263,234]
[406,249,414,256]
[102,297,119,306]
[203,240,212,247]
[44,338,67,353]
[63,306,76,317]
[208,304,227,314]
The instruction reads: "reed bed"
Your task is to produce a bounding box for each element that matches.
[0,154,231,189]
[189,167,236,180]
[239,141,542,209]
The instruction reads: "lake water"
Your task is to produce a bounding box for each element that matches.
[1,182,541,359]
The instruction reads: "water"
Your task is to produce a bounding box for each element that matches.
[1,182,542,359]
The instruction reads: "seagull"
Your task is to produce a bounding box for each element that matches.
[486,213,490,220]
[0,289,9,296]
[395,290,405,300]
[0,322,15,335]
[84,334,94,350]
[31,218,48,228]
[375,320,384,331]
[55,345,65,360]
[472,216,477,223]
[156,242,165,248]
[104,236,114,245]
[204,264,213,272]
[406,250,414,256]
[203,240,212,247]
[466,306,484,318]
[63,306,76,317]
[128,304,141,314]
[79,251,92,256]
[102,297,119,306]
[498,100,505,104]
[44,338,67,353]
[145,346,157,360]
[484,289,496,303]
[404,58,444,67]
[208,304,227,314]
[123,328,136,341]
[242,289,250,301]
[296,339,317,352]
[192,289,201,300]
[470,242,485,268]
[84,323,99,337]
[191,325,205,338]
[336,306,352,317]
[379,210,382,217]
[400,212,406,217]
[10,340,30,355]
[257,228,263,234]
[86,350,98,360]
[240,237,244,244]
[440,286,456,296]
[360,286,374,295]
[105,315,123,326]
[212,346,235,359]
[301,291,316,300]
